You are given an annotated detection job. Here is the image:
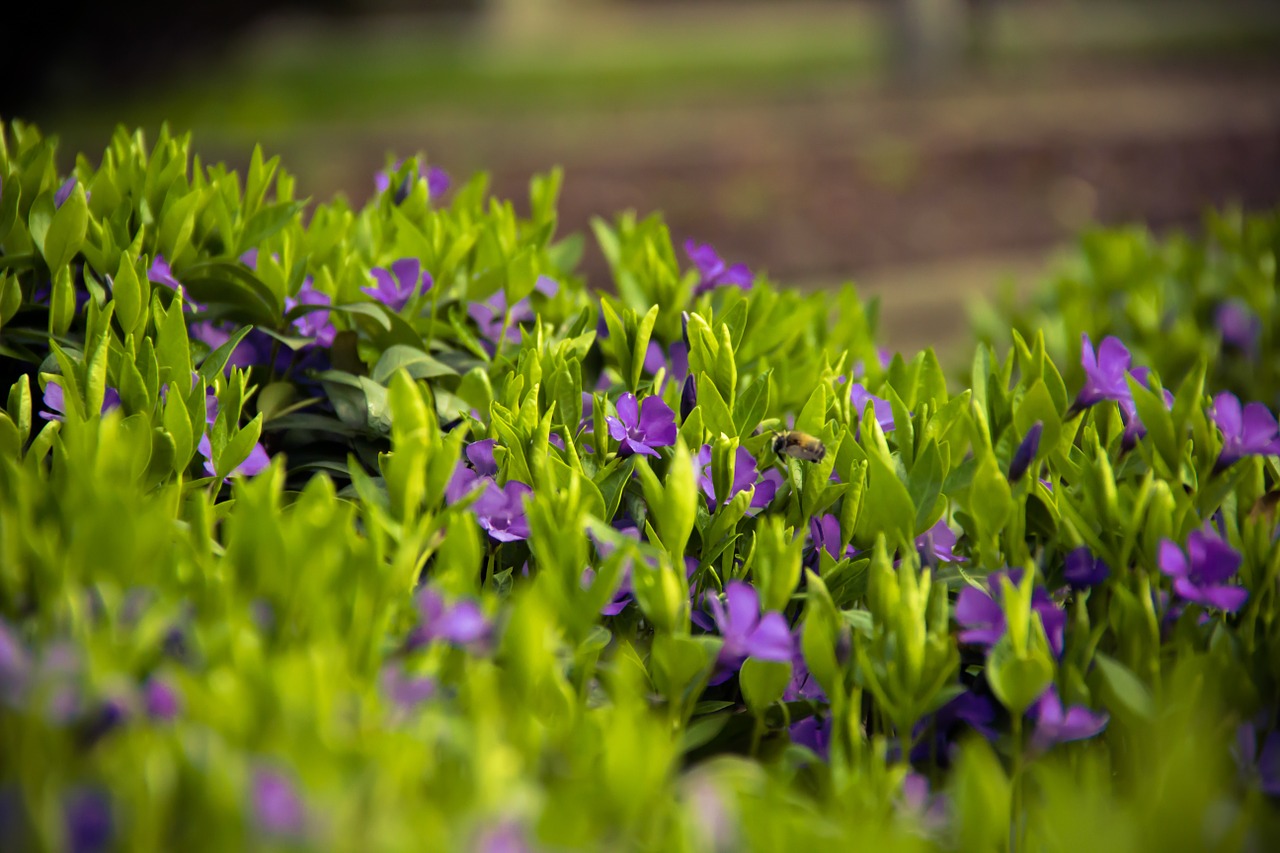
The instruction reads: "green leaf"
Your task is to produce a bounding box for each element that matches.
[39,184,89,271]
[372,345,458,385]
[238,200,305,255]
[740,658,792,715]
[986,635,1054,717]
[1092,651,1155,724]
[198,326,254,381]
[215,414,264,479]
[630,305,659,392]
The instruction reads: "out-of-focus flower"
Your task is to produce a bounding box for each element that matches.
[899,773,948,832]
[54,178,82,209]
[63,787,113,853]
[1216,300,1261,355]
[364,258,432,312]
[708,581,793,680]
[685,239,753,296]
[196,390,271,478]
[0,620,29,705]
[40,380,121,422]
[1008,422,1042,483]
[380,664,438,711]
[286,278,336,348]
[1063,547,1110,590]
[1117,367,1174,451]
[910,690,998,766]
[409,588,491,649]
[694,445,782,512]
[474,820,532,853]
[954,570,1065,657]
[143,677,181,721]
[445,439,499,504]
[375,162,450,203]
[1210,391,1280,471]
[1234,721,1280,797]
[1158,528,1248,612]
[607,393,677,458]
[468,276,559,351]
[1029,685,1108,751]
[253,768,306,836]
[789,714,832,760]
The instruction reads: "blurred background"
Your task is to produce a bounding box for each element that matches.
[6,0,1280,356]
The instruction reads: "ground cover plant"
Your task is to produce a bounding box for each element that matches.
[2,122,1280,851]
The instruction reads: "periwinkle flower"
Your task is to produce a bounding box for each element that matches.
[1235,721,1280,797]
[445,439,499,504]
[1074,334,1134,409]
[850,383,895,432]
[1217,300,1261,355]
[380,663,438,711]
[1117,367,1174,451]
[585,522,643,615]
[40,380,121,422]
[196,391,271,478]
[694,445,782,511]
[910,690,998,766]
[685,239,753,296]
[954,570,1065,658]
[1063,547,1110,589]
[680,374,697,421]
[468,276,559,351]
[143,677,181,721]
[54,177,80,209]
[473,480,533,543]
[607,393,677,458]
[408,588,491,649]
[708,581,793,682]
[253,768,306,836]
[1210,391,1280,471]
[1028,685,1108,751]
[63,787,113,853]
[899,773,948,832]
[475,821,533,853]
[1008,422,1042,483]
[1158,529,1248,612]
[285,278,336,348]
[363,257,432,312]
[916,519,964,566]
[789,714,832,760]
[808,514,857,566]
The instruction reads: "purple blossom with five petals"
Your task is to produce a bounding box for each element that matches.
[363,258,432,312]
[685,239,753,296]
[954,570,1065,657]
[473,480,533,542]
[445,439,499,504]
[1074,334,1134,409]
[253,768,306,836]
[707,581,794,682]
[694,445,783,511]
[607,393,677,458]
[1210,391,1280,471]
[40,380,121,422]
[1063,547,1110,589]
[1158,528,1248,612]
[285,278,337,348]
[1217,300,1261,355]
[1028,685,1109,751]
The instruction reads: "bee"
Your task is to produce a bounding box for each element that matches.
[773,430,827,463]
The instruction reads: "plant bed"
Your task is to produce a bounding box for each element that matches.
[1,124,1279,850]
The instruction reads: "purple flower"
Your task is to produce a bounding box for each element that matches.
[473,480,533,542]
[585,522,644,615]
[468,276,559,351]
[680,374,697,421]
[954,570,1065,657]
[143,677,181,721]
[910,690,998,766]
[1211,391,1280,471]
[1008,422,1042,483]
[445,440,499,504]
[1235,722,1280,797]
[693,445,782,511]
[1063,547,1110,589]
[1029,685,1108,751]
[196,391,271,478]
[1158,529,1248,612]
[851,348,894,380]
[475,821,532,853]
[0,620,29,704]
[789,714,831,760]
[808,514,856,565]
[851,383,895,432]
[708,581,793,681]
[40,380,121,422]
[145,254,204,312]
[899,773,948,831]
[916,519,964,566]
[253,768,306,836]
[375,162,450,203]
[1217,300,1260,355]
[285,278,336,348]
[409,588,491,648]
[380,664,438,710]
[363,258,432,312]
[607,393,677,458]
[63,788,112,853]
[54,177,79,209]
[1074,334,1133,409]
[1116,367,1174,451]
[685,239,753,296]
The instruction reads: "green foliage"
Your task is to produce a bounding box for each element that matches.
[1,122,1280,851]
